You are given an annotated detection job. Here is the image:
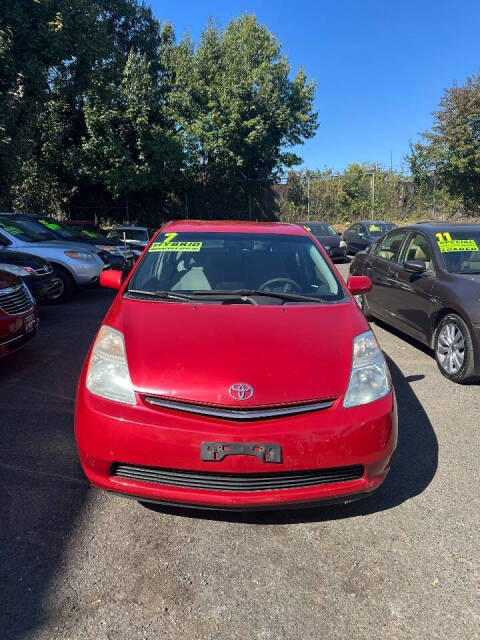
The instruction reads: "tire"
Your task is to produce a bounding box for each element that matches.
[434,313,477,383]
[48,267,75,303]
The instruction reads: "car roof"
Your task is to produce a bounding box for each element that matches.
[407,221,480,232]
[111,225,149,231]
[390,222,480,236]
[356,220,394,225]
[162,220,309,236]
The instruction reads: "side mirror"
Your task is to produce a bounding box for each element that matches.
[347,275,372,296]
[404,259,427,273]
[100,269,123,290]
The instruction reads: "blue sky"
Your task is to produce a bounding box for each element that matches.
[150,0,480,173]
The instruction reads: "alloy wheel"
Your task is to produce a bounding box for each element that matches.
[436,321,465,375]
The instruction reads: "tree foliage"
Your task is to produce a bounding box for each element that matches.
[277,165,417,223]
[409,73,480,213]
[0,4,318,222]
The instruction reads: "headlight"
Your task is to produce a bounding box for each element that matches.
[64,250,95,261]
[86,326,135,405]
[343,330,390,408]
[96,244,119,254]
[339,240,347,248]
[0,263,32,276]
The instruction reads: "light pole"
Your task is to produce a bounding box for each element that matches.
[363,164,377,220]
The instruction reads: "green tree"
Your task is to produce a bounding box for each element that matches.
[171,14,318,218]
[409,73,480,213]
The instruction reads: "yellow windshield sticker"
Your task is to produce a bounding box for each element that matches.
[149,232,202,252]
[369,224,381,232]
[436,231,478,252]
[437,239,479,253]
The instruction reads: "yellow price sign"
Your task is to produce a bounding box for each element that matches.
[436,232,478,253]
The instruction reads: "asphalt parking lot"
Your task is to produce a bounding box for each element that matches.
[1,263,479,640]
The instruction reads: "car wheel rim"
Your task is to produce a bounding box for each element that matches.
[437,322,465,374]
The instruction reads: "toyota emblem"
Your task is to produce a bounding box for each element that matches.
[228,383,254,401]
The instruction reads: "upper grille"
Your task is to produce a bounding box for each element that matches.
[144,397,335,420]
[32,263,53,276]
[0,283,34,315]
[112,464,364,492]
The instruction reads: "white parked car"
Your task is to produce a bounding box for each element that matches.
[107,226,152,257]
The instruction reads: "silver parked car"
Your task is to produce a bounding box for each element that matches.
[107,226,152,257]
[0,218,108,302]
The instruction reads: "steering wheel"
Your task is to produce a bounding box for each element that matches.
[258,277,301,293]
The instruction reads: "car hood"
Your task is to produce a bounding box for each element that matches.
[314,234,341,247]
[0,250,47,268]
[107,299,367,406]
[0,269,21,290]
[16,239,100,253]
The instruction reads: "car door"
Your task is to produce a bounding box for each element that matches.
[346,224,362,252]
[364,229,410,322]
[386,231,436,342]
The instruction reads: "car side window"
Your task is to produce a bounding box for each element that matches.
[0,231,11,246]
[372,231,407,262]
[403,233,432,269]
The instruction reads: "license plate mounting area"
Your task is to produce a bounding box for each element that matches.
[201,442,281,463]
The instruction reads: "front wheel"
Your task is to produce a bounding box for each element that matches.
[434,314,477,383]
[48,267,75,303]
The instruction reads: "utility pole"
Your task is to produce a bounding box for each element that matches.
[307,176,310,221]
[371,169,375,221]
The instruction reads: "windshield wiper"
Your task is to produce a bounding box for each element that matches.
[192,289,327,304]
[126,289,196,302]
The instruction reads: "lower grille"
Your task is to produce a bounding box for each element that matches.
[0,284,34,315]
[112,464,364,492]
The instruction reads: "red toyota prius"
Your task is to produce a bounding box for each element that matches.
[75,221,397,510]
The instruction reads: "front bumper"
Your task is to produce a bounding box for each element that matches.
[75,387,397,510]
[328,246,347,259]
[0,309,38,357]
[25,275,62,300]
[68,258,105,287]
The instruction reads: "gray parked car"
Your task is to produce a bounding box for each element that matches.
[0,218,108,302]
[107,226,152,257]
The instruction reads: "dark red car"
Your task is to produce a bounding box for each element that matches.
[0,269,38,357]
[75,221,397,510]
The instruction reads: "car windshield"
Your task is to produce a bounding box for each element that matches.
[367,223,395,236]
[0,219,48,242]
[434,230,480,273]
[128,232,346,303]
[109,228,148,242]
[305,223,337,236]
[37,217,77,239]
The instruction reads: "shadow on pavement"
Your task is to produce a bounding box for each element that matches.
[143,354,438,524]
[0,289,112,639]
